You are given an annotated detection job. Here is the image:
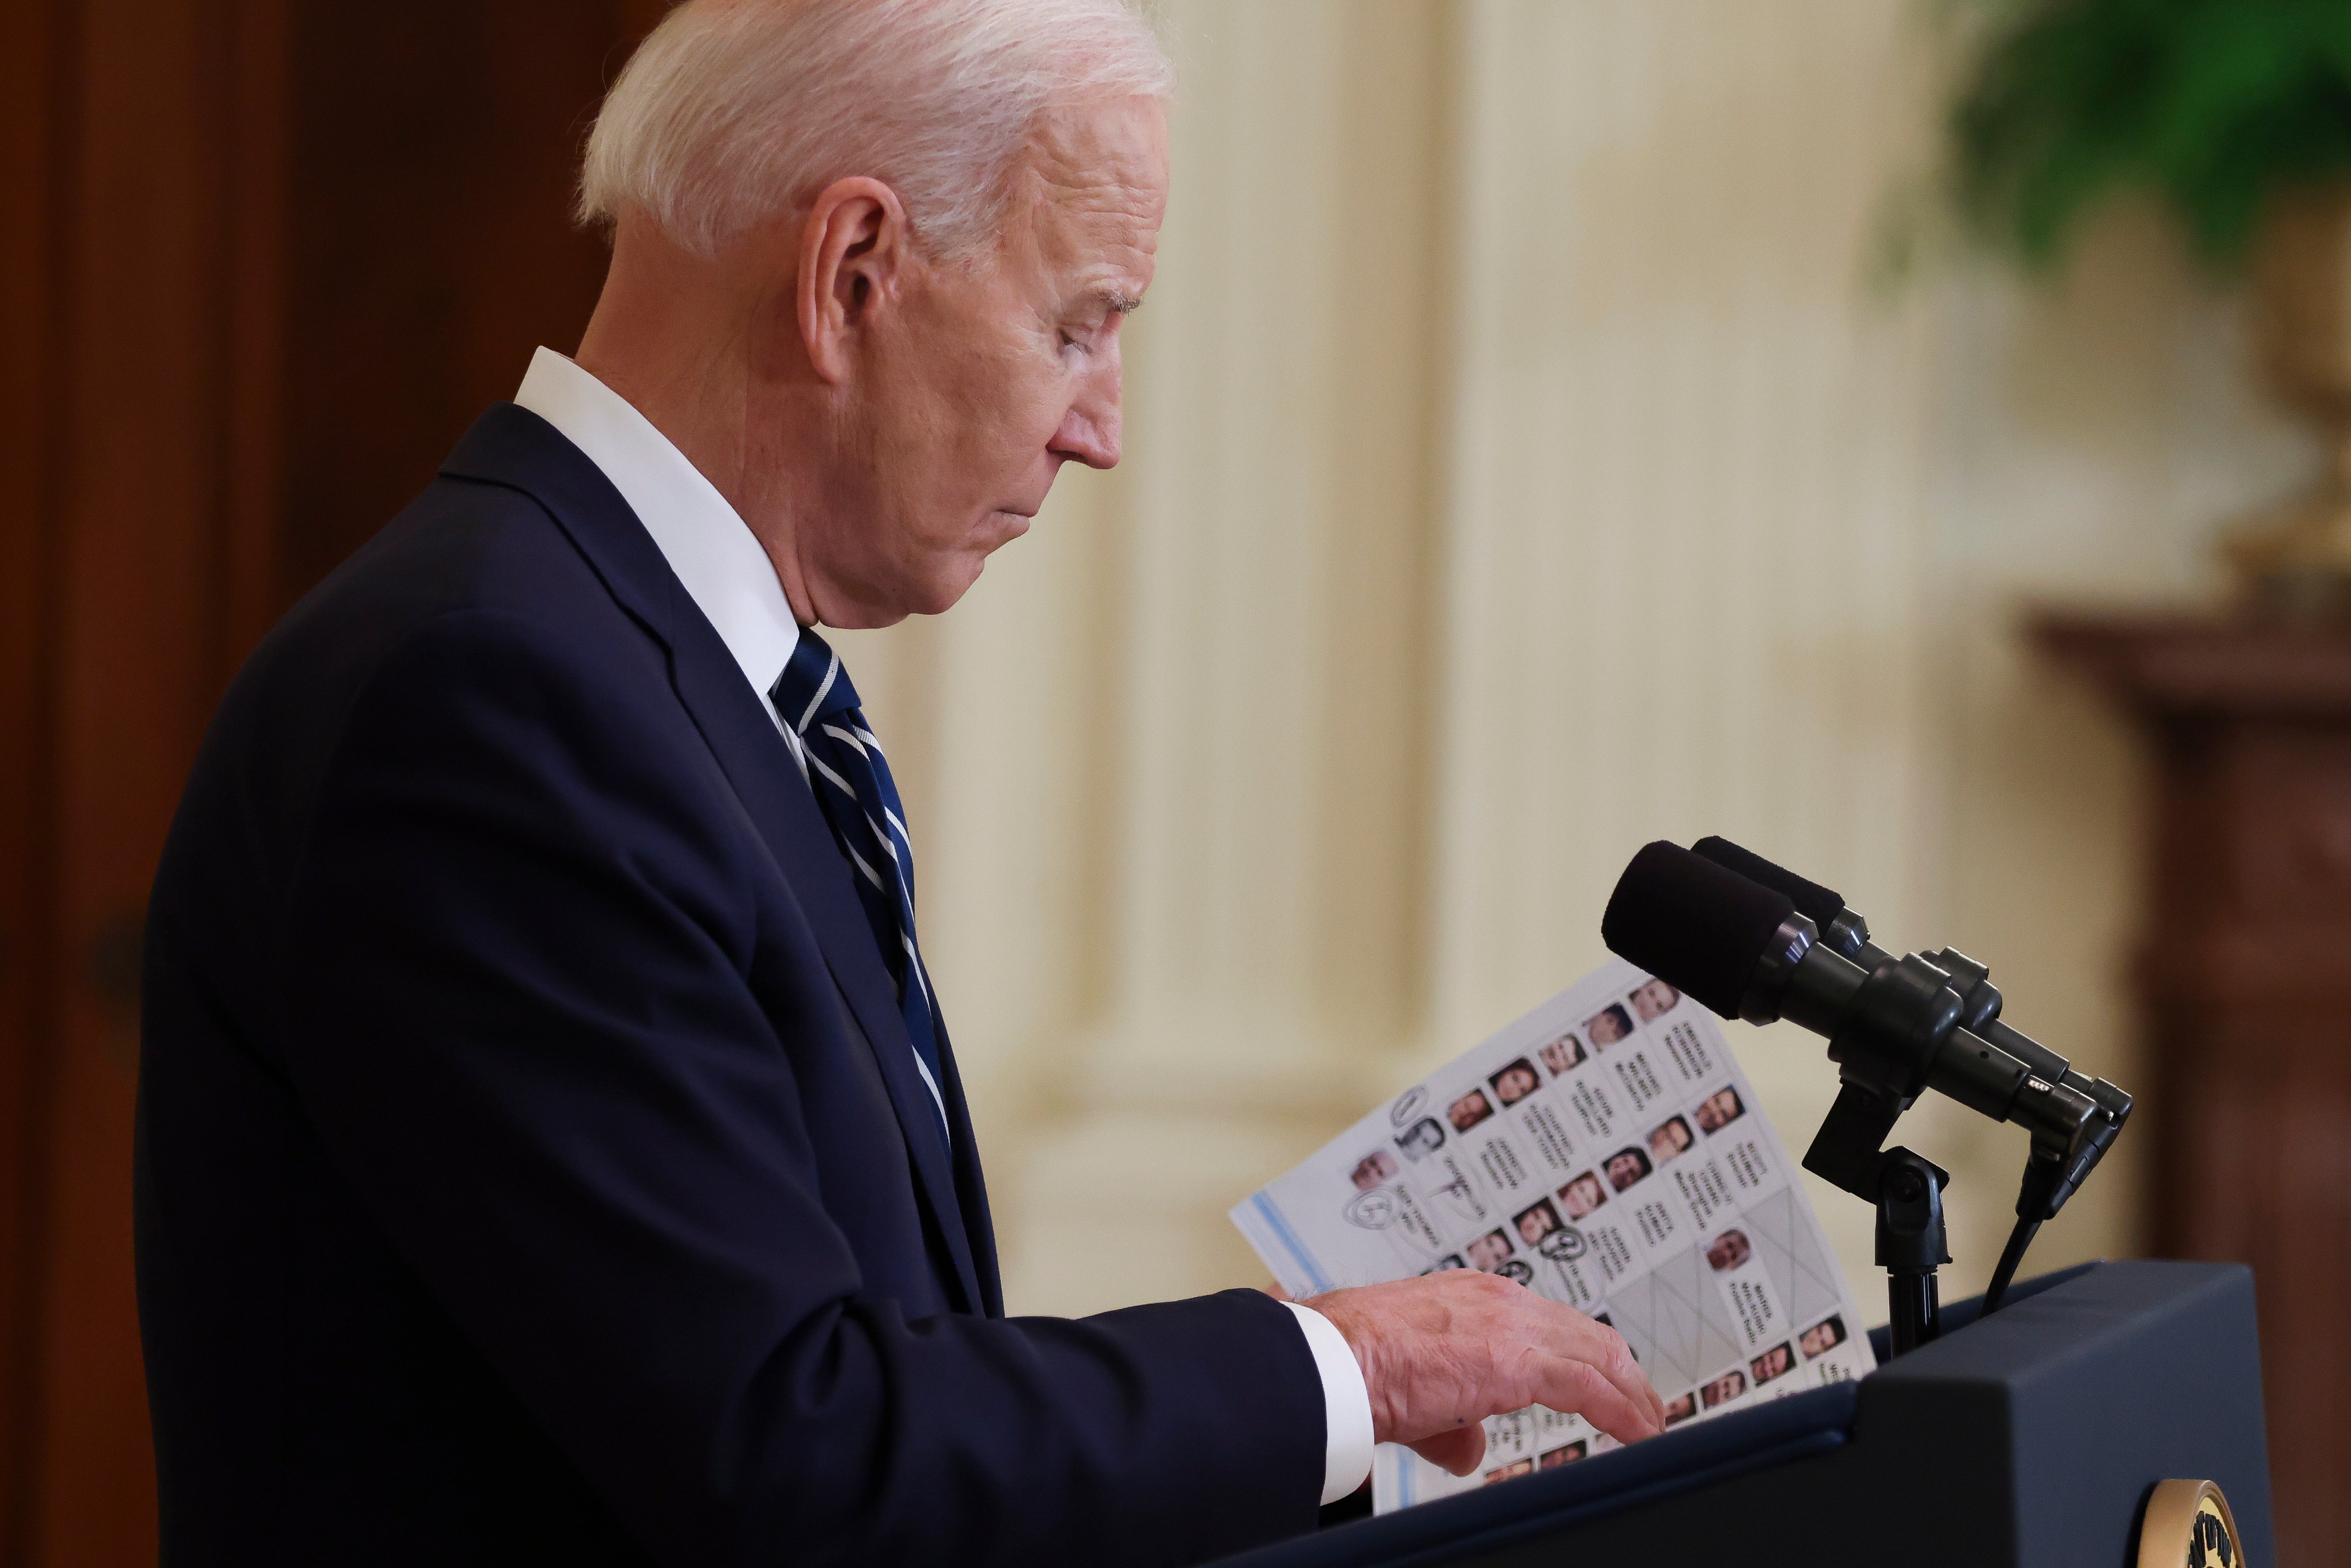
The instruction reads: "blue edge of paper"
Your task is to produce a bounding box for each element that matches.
[1209,1262,2101,1568]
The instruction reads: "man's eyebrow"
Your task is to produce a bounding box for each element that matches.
[1089,285,1143,314]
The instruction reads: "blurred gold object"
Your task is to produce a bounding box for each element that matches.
[2233,185,2351,618]
[2135,1479,2246,1568]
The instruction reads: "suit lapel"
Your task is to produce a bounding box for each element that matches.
[662,649,987,1317]
[440,405,987,1315]
[932,1016,1004,1316]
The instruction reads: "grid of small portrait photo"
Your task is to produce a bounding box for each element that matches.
[1352,967,1844,1392]
[1357,978,1730,1301]
[1235,959,1878,1516]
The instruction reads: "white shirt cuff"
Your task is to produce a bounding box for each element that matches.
[1279,1300,1374,1505]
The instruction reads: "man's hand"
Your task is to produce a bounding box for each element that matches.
[1306,1271,1666,1476]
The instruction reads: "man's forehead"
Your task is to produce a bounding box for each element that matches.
[1025,95,1169,205]
[1008,96,1169,292]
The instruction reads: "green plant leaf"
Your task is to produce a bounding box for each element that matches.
[1944,0,2351,271]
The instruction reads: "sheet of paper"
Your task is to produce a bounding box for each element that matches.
[1231,959,1877,1512]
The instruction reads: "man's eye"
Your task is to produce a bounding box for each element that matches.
[1059,329,1087,354]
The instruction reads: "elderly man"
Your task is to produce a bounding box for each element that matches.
[134,2,1661,1564]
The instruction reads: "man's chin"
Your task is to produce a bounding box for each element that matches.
[905,555,993,618]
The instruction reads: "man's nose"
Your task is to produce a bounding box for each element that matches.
[1051,359,1122,470]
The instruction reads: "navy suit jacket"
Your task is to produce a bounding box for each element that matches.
[135,405,1326,1566]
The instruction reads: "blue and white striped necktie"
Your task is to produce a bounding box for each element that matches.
[770,630,949,1139]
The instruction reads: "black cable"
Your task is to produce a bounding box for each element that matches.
[1980,1212,2041,1316]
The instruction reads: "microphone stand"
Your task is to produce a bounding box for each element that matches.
[1878,1152,1949,1354]
[1802,1081,1950,1354]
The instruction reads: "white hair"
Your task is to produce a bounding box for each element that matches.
[580,0,1174,260]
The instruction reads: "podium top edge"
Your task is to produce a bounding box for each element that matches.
[1865,1259,2254,1390]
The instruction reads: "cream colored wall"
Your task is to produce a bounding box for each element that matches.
[840,0,2316,1319]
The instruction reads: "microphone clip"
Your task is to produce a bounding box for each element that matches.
[1803,1081,1955,1355]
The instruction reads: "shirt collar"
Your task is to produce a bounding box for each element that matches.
[513,347,799,709]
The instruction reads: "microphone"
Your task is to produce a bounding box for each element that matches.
[1684,834,2132,1214]
[1600,841,2107,1215]
[1689,834,1885,965]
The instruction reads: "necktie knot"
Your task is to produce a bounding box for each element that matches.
[772,627,862,737]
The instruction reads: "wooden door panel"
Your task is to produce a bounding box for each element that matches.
[28,0,244,1554]
[2,2,649,1561]
[0,0,67,1549]
[281,0,631,590]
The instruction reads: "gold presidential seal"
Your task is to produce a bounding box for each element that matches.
[2136,1479,2246,1568]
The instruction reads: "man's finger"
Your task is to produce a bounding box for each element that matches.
[1551,1316,1664,1437]
[1533,1357,1661,1448]
[1405,1423,1486,1477]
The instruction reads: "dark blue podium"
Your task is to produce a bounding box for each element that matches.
[1212,1260,2272,1568]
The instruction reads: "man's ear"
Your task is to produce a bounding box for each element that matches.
[798,176,910,385]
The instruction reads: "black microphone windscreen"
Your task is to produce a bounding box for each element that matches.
[1691,836,1846,928]
[1602,841,1796,1019]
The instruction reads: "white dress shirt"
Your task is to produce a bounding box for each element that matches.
[510,345,1375,1505]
